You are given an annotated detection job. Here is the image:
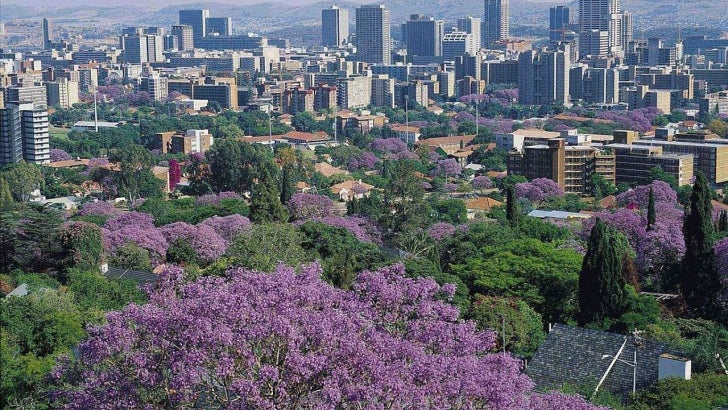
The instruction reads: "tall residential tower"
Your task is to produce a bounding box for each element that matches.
[322,5,349,47]
[483,0,509,46]
[355,5,391,65]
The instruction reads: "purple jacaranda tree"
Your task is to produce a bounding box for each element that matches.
[434,158,462,178]
[348,151,379,170]
[78,201,122,217]
[287,193,336,220]
[473,176,494,190]
[515,178,565,203]
[371,138,418,160]
[104,211,155,231]
[714,238,728,312]
[50,149,72,162]
[616,181,677,209]
[443,182,459,193]
[428,222,457,241]
[49,263,600,409]
[198,214,252,242]
[195,191,242,206]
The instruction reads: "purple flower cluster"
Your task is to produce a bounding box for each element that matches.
[348,151,379,170]
[515,178,565,203]
[714,238,728,309]
[195,191,242,206]
[287,193,336,220]
[198,214,252,242]
[50,148,72,162]
[434,158,462,177]
[78,201,123,217]
[616,181,677,209]
[596,107,662,133]
[49,263,600,409]
[443,182,459,193]
[371,137,418,160]
[427,222,467,241]
[472,176,494,190]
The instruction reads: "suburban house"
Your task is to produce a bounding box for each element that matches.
[330,179,374,202]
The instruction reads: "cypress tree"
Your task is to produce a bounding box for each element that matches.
[250,170,288,223]
[578,218,629,326]
[681,171,720,316]
[506,185,519,229]
[279,164,295,204]
[647,187,656,231]
[718,210,728,232]
[0,177,13,211]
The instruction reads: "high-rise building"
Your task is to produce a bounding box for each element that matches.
[172,25,195,51]
[42,18,51,50]
[120,34,164,64]
[549,6,570,43]
[6,85,48,108]
[0,102,50,166]
[518,44,571,106]
[139,73,169,102]
[322,5,349,47]
[46,78,79,109]
[442,31,476,62]
[206,17,232,36]
[403,15,444,61]
[457,16,482,51]
[483,0,509,46]
[179,9,210,46]
[578,0,630,57]
[355,5,391,65]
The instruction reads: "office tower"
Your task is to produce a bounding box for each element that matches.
[46,78,79,109]
[42,18,51,50]
[179,9,210,46]
[403,15,444,61]
[355,5,391,65]
[442,31,476,61]
[322,5,349,47]
[518,44,571,106]
[139,73,169,102]
[163,35,179,51]
[206,17,232,36]
[483,0,509,46]
[120,34,164,64]
[578,0,629,57]
[579,29,609,58]
[172,25,194,50]
[457,16,482,51]
[0,102,50,166]
[6,86,48,107]
[549,6,570,43]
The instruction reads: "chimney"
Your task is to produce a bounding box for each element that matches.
[659,354,691,380]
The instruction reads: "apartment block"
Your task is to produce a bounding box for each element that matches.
[154,129,214,154]
[608,143,694,186]
[0,101,50,166]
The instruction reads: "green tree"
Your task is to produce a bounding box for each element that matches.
[280,164,295,204]
[719,210,728,233]
[0,176,14,211]
[577,218,629,326]
[506,185,519,228]
[468,295,545,358]
[3,161,44,202]
[649,166,678,189]
[109,243,152,271]
[58,221,104,271]
[0,212,17,273]
[166,238,198,266]
[381,159,429,235]
[109,144,161,204]
[647,187,656,231]
[431,198,467,224]
[15,204,65,273]
[626,373,728,410]
[681,171,720,317]
[226,223,309,272]
[249,170,288,223]
[591,173,617,199]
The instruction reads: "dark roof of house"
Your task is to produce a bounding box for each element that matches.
[526,324,674,398]
[105,266,159,284]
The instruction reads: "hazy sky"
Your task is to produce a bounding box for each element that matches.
[12,0,370,8]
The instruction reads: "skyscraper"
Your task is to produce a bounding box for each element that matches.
[403,14,444,61]
[206,17,232,36]
[549,6,570,43]
[0,102,50,166]
[518,44,571,106]
[578,0,630,57]
[483,0,509,46]
[322,5,349,47]
[179,9,210,46]
[42,18,51,50]
[172,25,194,51]
[355,4,391,65]
[457,16,482,51]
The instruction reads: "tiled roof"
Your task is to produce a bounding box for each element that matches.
[465,196,503,211]
[105,266,159,284]
[527,324,675,398]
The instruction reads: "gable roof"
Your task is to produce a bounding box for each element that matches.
[526,324,675,398]
[465,196,503,211]
[330,179,374,194]
[314,162,349,178]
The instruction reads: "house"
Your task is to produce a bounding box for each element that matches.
[45,159,90,169]
[527,324,689,399]
[414,135,477,156]
[314,162,349,178]
[390,124,422,144]
[465,196,503,219]
[528,210,592,221]
[281,130,330,145]
[330,179,374,202]
[42,196,81,210]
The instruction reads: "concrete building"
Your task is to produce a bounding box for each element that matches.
[572,67,620,104]
[121,34,164,64]
[154,129,214,154]
[549,6,571,43]
[633,138,728,185]
[442,31,476,62]
[42,18,52,50]
[0,101,50,166]
[518,45,571,106]
[192,83,238,109]
[322,5,349,47]
[171,25,194,51]
[282,88,315,115]
[206,17,232,36]
[483,0,510,45]
[371,74,396,108]
[139,73,168,102]
[403,15,444,62]
[608,143,694,186]
[337,76,372,109]
[700,91,728,118]
[457,16,482,51]
[46,78,79,109]
[578,0,631,57]
[179,9,210,46]
[355,5,391,65]
[5,85,48,107]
